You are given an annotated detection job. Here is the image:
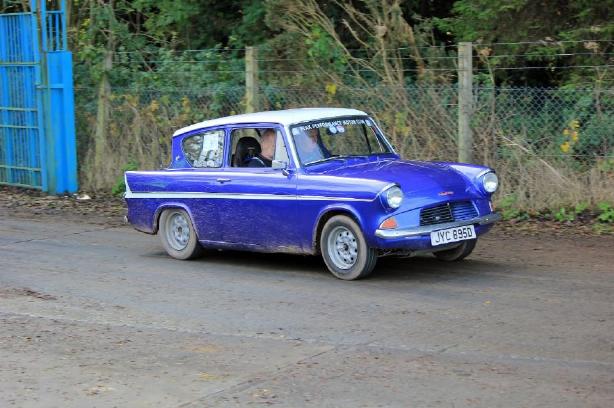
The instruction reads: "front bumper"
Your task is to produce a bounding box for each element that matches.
[375,212,501,239]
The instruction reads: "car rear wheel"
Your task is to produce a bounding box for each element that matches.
[159,208,203,260]
[433,239,476,262]
[320,215,377,280]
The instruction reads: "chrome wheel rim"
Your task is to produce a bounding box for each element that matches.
[327,226,358,270]
[165,212,190,251]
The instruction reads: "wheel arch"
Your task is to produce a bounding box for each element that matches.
[152,203,198,237]
[312,205,365,255]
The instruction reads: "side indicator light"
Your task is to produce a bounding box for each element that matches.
[380,217,398,230]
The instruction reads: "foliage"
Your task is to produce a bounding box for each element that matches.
[111,161,139,196]
[593,223,614,234]
[498,195,528,220]
[435,0,614,86]
[68,0,614,92]
[574,202,590,214]
[597,202,614,223]
[554,207,576,222]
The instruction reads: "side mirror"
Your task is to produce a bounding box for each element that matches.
[272,160,290,176]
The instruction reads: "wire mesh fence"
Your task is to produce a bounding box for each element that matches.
[471,87,614,208]
[76,84,614,209]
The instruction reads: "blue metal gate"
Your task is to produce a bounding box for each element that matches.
[0,0,77,193]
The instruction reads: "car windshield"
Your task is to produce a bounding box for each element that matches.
[290,116,392,165]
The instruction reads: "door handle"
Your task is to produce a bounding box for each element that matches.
[216,178,232,184]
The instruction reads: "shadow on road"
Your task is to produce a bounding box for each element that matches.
[143,247,504,283]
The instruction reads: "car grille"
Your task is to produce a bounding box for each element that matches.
[420,201,478,226]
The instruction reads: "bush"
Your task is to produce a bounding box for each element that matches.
[597,202,614,223]
[111,161,139,196]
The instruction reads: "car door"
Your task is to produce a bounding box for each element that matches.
[173,127,228,242]
[215,125,299,250]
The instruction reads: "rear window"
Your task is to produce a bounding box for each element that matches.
[182,130,225,168]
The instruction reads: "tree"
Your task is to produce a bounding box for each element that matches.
[436,0,614,86]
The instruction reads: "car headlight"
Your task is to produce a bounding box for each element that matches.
[482,172,499,194]
[383,185,403,209]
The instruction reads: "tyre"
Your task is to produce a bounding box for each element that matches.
[159,208,203,260]
[433,239,476,262]
[320,215,377,280]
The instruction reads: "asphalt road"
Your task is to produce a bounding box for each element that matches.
[0,215,613,407]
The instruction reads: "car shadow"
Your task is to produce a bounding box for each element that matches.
[199,249,329,276]
[153,248,505,283]
[372,256,505,283]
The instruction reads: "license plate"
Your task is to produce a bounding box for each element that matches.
[430,225,475,246]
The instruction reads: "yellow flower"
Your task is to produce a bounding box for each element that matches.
[571,131,579,142]
[570,119,580,130]
[149,99,159,113]
[181,96,191,110]
[325,83,337,96]
[560,141,570,153]
[563,128,570,136]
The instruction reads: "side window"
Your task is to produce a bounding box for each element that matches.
[230,127,289,168]
[274,130,289,163]
[182,130,224,168]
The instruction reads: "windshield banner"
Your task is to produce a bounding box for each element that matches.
[294,118,371,132]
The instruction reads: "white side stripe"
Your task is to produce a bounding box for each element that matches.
[124,191,373,202]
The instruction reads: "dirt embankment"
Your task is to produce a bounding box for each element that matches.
[0,186,125,226]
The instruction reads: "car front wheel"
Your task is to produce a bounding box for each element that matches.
[433,239,476,262]
[159,208,203,260]
[320,215,377,280]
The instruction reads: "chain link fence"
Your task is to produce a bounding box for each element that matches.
[472,87,614,208]
[76,84,614,209]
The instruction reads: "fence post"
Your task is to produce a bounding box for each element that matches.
[458,42,473,163]
[245,46,259,113]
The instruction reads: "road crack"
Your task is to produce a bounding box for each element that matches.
[0,225,122,248]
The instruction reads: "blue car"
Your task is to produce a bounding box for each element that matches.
[125,108,500,280]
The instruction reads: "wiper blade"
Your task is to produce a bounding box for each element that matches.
[304,155,349,166]
[304,155,369,166]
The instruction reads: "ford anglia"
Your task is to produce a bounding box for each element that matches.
[124,108,500,280]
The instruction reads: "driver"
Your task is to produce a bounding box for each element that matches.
[247,129,275,167]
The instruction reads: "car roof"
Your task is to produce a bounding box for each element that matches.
[172,107,368,137]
